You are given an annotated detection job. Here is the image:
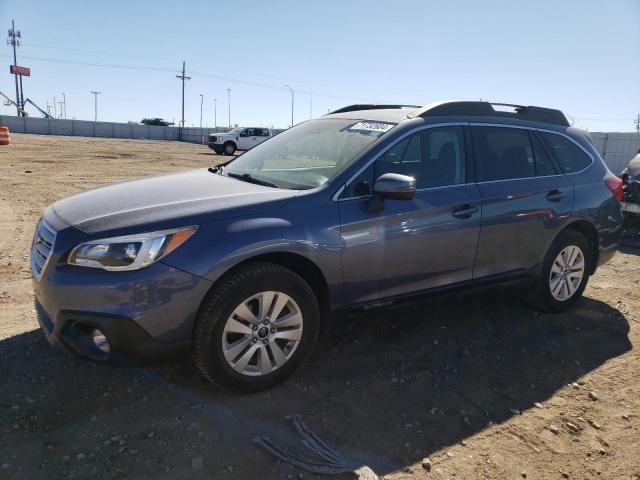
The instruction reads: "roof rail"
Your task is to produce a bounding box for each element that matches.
[328,104,420,115]
[407,101,570,127]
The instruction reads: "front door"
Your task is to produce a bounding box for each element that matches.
[471,125,574,279]
[238,128,259,150]
[338,125,482,305]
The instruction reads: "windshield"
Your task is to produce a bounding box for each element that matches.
[225,118,395,189]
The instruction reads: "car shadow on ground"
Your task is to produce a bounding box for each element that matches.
[0,288,631,479]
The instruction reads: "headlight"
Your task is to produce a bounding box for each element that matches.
[68,226,197,271]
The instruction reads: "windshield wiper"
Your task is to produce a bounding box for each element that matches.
[226,172,278,188]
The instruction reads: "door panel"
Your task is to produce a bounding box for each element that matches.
[339,185,482,304]
[238,129,258,150]
[471,126,574,278]
[474,177,573,277]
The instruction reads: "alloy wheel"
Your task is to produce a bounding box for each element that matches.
[549,245,585,301]
[221,291,303,376]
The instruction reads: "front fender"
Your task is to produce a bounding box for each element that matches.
[161,194,344,306]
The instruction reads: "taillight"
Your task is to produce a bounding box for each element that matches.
[605,177,624,202]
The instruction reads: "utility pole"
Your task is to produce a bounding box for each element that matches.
[635,114,640,133]
[57,101,64,119]
[175,61,191,128]
[7,20,22,116]
[53,96,57,119]
[213,98,218,131]
[227,88,231,128]
[90,91,101,122]
[199,93,204,129]
[284,85,294,127]
[62,92,66,119]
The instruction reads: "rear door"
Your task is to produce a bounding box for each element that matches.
[339,125,482,304]
[472,125,573,279]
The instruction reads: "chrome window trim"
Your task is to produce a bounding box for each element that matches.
[332,121,597,202]
[332,122,468,202]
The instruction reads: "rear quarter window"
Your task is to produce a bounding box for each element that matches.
[539,132,592,174]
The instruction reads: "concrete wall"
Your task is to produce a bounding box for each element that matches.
[590,132,640,174]
[3,114,636,172]
[0,115,233,144]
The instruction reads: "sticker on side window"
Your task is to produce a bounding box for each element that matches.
[348,121,396,134]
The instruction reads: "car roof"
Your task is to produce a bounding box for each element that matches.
[324,101,571,129]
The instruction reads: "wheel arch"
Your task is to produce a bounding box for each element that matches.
[199,251,331,329]
[558,219,599,274]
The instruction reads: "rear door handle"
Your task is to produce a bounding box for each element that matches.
[546,189,566,202]
[452,204,479,219]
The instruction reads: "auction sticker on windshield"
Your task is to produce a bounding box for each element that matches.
[348,121,396,135]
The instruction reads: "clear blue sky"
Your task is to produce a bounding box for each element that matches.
[1,0,639,131]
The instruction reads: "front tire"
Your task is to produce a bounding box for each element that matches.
[523,230,592,312]
[192,262,320,392]
[223,142,236,156]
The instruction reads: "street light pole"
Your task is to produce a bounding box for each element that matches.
[227,88,231,128]
[90,91,101,122]
[199,93,203,129]
[213,99,218,131]
[284,85,294,127]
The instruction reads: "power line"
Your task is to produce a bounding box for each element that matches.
[0,52,387,103]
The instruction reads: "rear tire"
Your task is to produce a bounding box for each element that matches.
[192,262,320,392]
[523,230,592,312]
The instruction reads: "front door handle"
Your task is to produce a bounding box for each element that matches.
[546,189,566,202]
[452,204,479,219]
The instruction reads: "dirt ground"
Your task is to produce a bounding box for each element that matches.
[1,133,639,480]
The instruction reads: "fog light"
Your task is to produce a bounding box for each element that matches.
[91,329,110,354]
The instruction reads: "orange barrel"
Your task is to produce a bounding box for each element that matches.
[0,126,9,145]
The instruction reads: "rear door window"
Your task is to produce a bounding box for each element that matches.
[539,132,592,173]
[472,126,535,181]
[531,133,558,176]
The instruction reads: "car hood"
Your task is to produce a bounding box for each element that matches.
[51,168,297,234]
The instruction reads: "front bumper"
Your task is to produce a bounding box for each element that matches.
[31,213,213,362]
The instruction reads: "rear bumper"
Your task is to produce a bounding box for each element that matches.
[621,201,640,215]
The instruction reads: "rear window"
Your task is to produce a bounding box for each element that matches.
[539,132,592,173]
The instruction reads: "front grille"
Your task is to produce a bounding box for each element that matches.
[31,219,56,280]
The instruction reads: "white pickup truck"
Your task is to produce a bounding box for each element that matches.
[208,127,272,155]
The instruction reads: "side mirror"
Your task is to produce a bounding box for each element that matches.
[239,131,248,137]
[373,173,416,200]
[367,173,416,212]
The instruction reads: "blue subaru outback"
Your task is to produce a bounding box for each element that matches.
[31,101,624,391]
